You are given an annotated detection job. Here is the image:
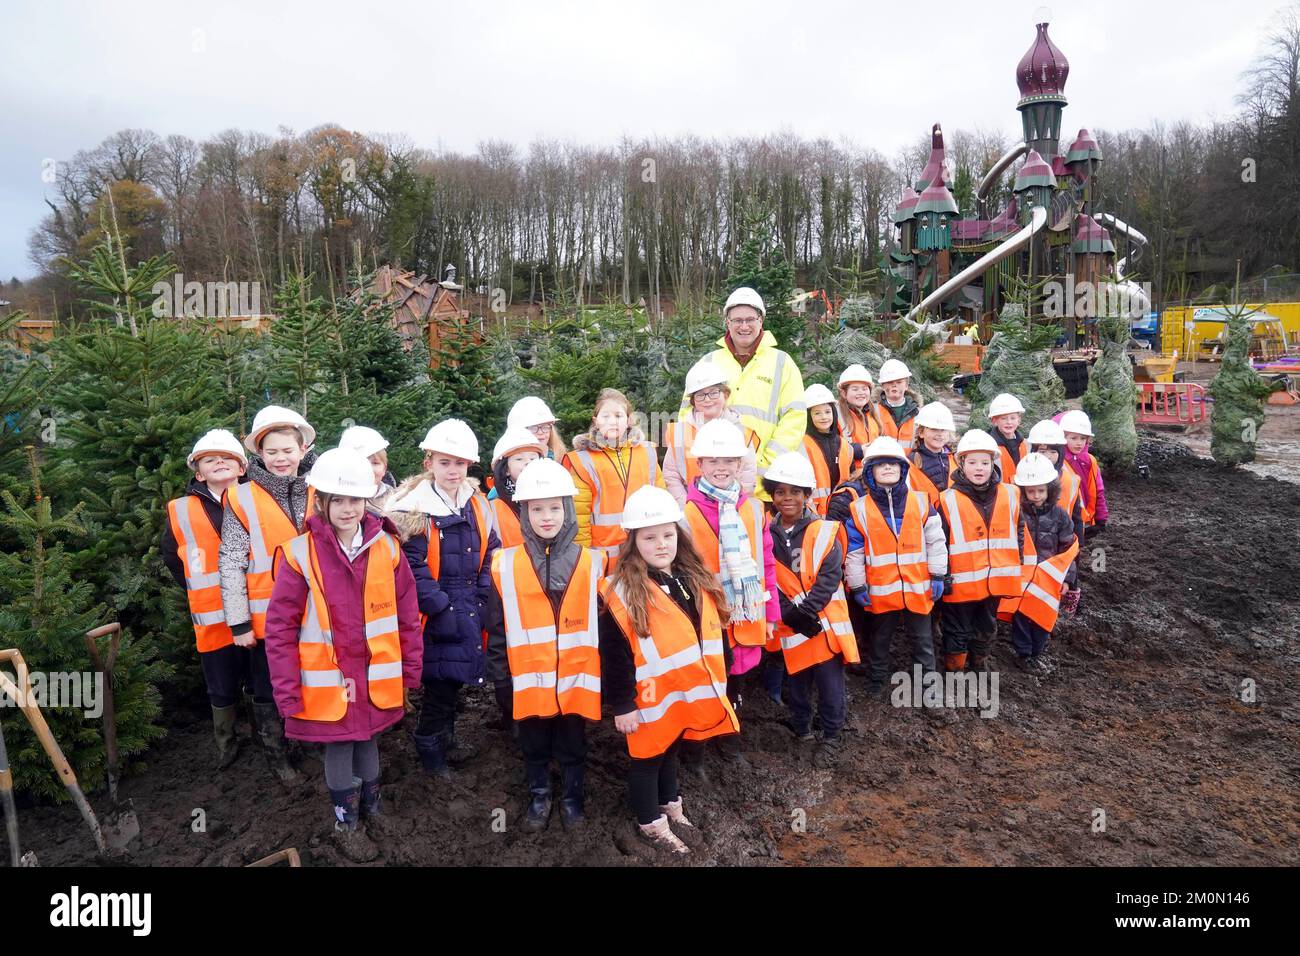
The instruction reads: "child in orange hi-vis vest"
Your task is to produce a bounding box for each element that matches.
[936,430,1026,674]
[801,383,857,516]
[162,429,248,769]
[563,388,665,561]
[986,393,1029,483]
[874,359,922,445]
[599,485,739,857]
[907,401,958,507]
[487,426,547,549]
[1002,453,1079,675]
[218,404,318,784]
[836,364,879,446]
[264,449,423,863]
[486,459,604,834]
[762,452,859,767]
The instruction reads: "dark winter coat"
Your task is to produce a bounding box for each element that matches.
[389,477,501,686]
[263,512,423,742]
[770,510,844,625]
[1022,483,1079,587]
[911,443,952,494]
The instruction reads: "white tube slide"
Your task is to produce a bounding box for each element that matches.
[1096,213,1148,278]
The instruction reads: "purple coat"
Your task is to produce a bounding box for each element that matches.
[264,512,423,743]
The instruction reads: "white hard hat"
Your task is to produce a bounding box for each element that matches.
[513,457,578,501]
[988,393,1026,417]
[338,425,389,459]
[684,359,729,396]
[724,286,766,318]
[621,485,684,531]
[187,429,247,469]
[764,452,816,489]
[861,436,909,463]
[1059,409,1094,437]
[838,364,874,388]
[506,396,559,431]
[306,447,380,498]
[956,429,1000,457]
[803,383,836,408]
[915,401,956,432]
[1027,419,1067,447]
[1013,452,1059,487]
[246,405,315,453]
[877,359,912,384]
[492,427,546,465]
[690,418,749,458]
[420,419,479,462]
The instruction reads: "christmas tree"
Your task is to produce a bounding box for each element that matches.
[724,206,800,349]
[1082,307,1139,470]
[1209,303,1271,465]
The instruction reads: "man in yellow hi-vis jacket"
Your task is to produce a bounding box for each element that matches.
[687,287,806,500]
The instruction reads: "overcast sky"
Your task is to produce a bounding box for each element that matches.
[0,0,1285,281]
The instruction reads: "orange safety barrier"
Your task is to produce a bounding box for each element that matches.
[1136,382,1208,426]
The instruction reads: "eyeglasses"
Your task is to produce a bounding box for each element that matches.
[728,317,761,327]
[693,388,725,401]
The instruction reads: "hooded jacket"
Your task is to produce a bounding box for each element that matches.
[218,449,319,635]
[1020,479,1079,588]
[841,454,947,592]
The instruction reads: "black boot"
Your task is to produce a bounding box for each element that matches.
[413,731,451,779]
[559,765,585,830]
[445,718,478,766]
[329,778,377,862]
[252,701,302,784]
[360,777,381,817]
[522,765,552,833]
[491,682,517,740]
[211,704,241,770]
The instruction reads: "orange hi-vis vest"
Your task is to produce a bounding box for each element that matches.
[227,481,316,639]
[663,418,760,490]
[277,529,404,722]
[838,405,877,445]
[802,434,852,516]
[875,405,917,445]
[600,578,739,759]
[997,532,1080,631]
[938,485,1023,602]
[994,435,1029,484]
[848,489,936,614]
[566,442,660,557]
[906,450,956,508]
[1077,454,1102,525]
[1058,466,1081,517]
[166,495,235,653]
[489,497,523,549]
[772,519,859,673]
[683,496,770,647]
[492,546,604,721]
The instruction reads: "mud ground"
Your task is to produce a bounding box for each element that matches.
[14,436,1300,867]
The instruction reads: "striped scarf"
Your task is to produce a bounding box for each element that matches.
[696,477,764,622]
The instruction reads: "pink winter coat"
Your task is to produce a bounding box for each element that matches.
[264,512,423,743]
[684,482,781,675]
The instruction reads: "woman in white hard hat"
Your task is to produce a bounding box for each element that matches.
[679,419,779,759]
[507,396,567,460]
[836,364,880,447]
[218,404,319,784]
[338,424,396,510]
[162,428,249,769]
[874,359,923,445]
[386,419,501,780]
[599,485,738,856]
[487,427,547,549]
[1003,453,1080,673]
[985,393,1029,483]
[263,448,423,862]
[662,359,758,507]
[485,458,603,834]
[935,430,1027,675]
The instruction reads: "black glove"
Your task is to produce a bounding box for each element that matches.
[784,605,821,637]
[942,574,954,597]
[795,609,823,638]
[1085,520,1106,540]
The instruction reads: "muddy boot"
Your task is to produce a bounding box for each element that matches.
[943,652,967,673]
[413,732,451,779]
[679,739,709,783]
[970,654,989,673]
[522,766,552,833]
[559,765,585,831]
[445,719,478,767]
[715,731,746,764]
[211,704,241,770]
[360,777,382,817]
[329,779,378,863]
[490,682,517,740]
[253,702,302,785]
[659,796,703,848]
[813,735,841,769]
[637,814,690,855]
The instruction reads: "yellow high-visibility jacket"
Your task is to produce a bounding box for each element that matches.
[690,331,806,499]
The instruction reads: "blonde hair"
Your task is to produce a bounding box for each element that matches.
[610,526,728,637]
[836,383,873,436]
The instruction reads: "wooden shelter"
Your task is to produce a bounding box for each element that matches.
[356,264,471,363]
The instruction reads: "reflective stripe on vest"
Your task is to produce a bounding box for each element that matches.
[567,443,657,555]
[837,406,876,445]
[1058,467,1081,517]
[802,434,852,517]
[729,350,789,426]
[492,546,604,721]
[772,519,858,673]
[939,485,1022,601]
[850,489,935,614]
[280,529,404,722]
[167,496,234,652]
[601,578,738,759]
[227,481,315,639]
[683,496,769,647]
[998,533,1080,631]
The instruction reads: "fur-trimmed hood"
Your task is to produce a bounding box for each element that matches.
[572,423,649,452]
[384,474,482,542]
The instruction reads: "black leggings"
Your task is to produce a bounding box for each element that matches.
[415,677,460,736]
[628,739,681,826]
[199,642,272,707]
